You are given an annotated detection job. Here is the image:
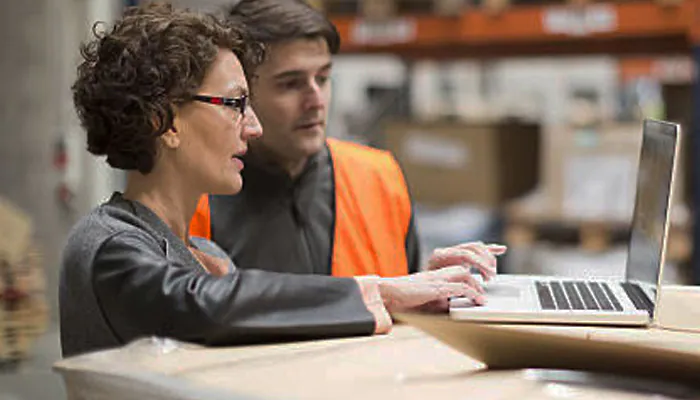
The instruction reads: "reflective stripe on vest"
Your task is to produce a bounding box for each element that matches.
[187,139,412,277]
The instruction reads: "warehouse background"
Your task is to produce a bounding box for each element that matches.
[1,0,697,398]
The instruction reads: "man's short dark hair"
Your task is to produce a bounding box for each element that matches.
[72,3,261,174]
[228,0,340,54]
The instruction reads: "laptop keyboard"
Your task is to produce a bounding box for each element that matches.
[535,281,624,312]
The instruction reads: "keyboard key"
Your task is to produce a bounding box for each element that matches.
[588,282,614,311]
[535,282,556,310]
[549,281,571,310]
[638,286,655,311]
[574,281,600,310]
[562,281,585,310]
[601,283,623,311]
[621,283,646,311]
[621,283,655,314]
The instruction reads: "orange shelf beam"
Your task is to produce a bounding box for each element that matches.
[460,1,691,43]
[333,15,461,49]
[332,0,699,58]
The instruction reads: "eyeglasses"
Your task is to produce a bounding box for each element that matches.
[193,94,248,119]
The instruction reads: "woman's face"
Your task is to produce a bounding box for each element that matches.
[171,48,262,195]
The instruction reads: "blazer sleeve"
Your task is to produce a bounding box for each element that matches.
[91,231,376,346]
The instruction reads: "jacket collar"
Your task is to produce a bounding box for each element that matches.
[107,192,204,271]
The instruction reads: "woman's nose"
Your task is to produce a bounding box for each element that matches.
[242,107,263,139]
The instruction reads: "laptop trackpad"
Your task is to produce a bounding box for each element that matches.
[451,283,523,308]
[485,283,522,298]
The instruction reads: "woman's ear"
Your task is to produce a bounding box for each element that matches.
[161,119,181,150]
[161,106,180,150]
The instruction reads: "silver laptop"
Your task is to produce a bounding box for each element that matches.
[450,119,681,326]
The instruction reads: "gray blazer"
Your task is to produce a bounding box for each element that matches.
[59,193,374,357]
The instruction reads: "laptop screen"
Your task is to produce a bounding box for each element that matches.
[625,119,678,286]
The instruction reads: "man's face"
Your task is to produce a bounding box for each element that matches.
[250,37,332,164]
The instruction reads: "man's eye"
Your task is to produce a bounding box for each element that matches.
[316,76,329,86]
[280,80,303,90]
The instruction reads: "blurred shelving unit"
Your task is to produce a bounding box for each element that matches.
[326,0,700,283]
[331,0,699,58]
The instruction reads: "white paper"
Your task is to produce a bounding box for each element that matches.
[562,155,636,221]
[402,131,469,169]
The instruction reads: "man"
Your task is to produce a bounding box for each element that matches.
[190,0,505,277]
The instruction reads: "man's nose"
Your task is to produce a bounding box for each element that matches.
[303,83,325,110]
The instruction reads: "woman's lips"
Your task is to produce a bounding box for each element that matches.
[231,156,244,170]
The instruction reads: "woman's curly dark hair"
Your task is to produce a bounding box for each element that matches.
[73,3,263,174]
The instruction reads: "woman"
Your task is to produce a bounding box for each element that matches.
[60,3,505,358]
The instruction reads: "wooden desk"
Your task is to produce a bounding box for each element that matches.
[54,322,700,400]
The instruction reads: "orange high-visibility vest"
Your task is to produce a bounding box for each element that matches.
[189,138,412,277]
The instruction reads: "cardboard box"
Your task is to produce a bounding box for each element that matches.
[547,124,641,222]
[0,197,48,362]
[54,322,700,400]
[0,198,32,266]
[543,123,687,223]
[383,119,540,206]
[399,312,700,386]
[656,285,700,333]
